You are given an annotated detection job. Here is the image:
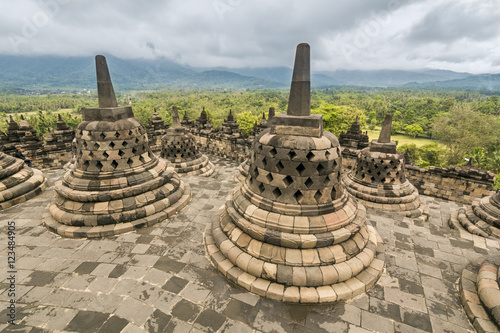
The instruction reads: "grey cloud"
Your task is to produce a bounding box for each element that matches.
[406,0,500,43]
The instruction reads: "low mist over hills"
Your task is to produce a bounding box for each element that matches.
[0,55,497,92]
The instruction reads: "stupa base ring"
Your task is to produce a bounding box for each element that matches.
[204,207,385,304]
[43,183,191,238]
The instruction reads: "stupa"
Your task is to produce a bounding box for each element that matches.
[342,115,429,221]
[43,55,191,238]
[0,152,48,210]
[449,190,500,239]
[160,106,215,177]
[204,43,384,303]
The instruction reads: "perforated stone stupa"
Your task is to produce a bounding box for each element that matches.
[160,106,215,177]
[43,55,191,238]
[342,114,429,221]
[0,152,47,210]
[204,43,385,303]
[450,190,500,239]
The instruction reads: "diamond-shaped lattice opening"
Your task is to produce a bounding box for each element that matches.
[325,150,331,159]
[96,161,103,170]
[316,163,325,173]
[381,178,386,183]
[269,147,277,157]
[324,174,331,185]
[83,141,88,147]
[118,150,125,157]
[283,175,294,187]
[139,155,146,163]
[135,138,140,144]
[109,141,116,149]
[272,187,282,199]
[294,190,304,203]
[276,161,284,172]
[115,131,120,138]
[127,158,134,166]
[253,167,259,177]
[314,190,322,202]
[305,177,313,189]
[103,151,109,159]
[288,150,297,160]
[129,130,133,136]
[377,171,381,176]
[132,147,137,154]
[88,151,94,157]
[256,144,263,153]
[306,151,315,161]
[389,160,395,165]
[122,141,128,147]
[99,132,106,140]
[330,187,337,200]
[262,157,267,167]
[111,160,119,169]
[258,183,265,193]
[93,142,100,149]
[333,160,337,167]
[266,173,274,183]
[367,169,372,174]
[83,160,90,168]
[370,176,375,182]
[296,163,306,175]
[383,165,389,170]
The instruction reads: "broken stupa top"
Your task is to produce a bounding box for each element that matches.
[370,114,396,154]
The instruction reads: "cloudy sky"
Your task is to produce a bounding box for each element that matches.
[1,0,499,73]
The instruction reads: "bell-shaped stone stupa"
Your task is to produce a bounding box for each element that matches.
[342,114,429,221]
[0,152,47,210]
[160,106,215,177]
[450,190,500,239]
[43,55,191,238]
[204,43,385,303]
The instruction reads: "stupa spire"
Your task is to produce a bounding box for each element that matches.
[172,106,180,128]
[378,114,393,143]
[287,43,311,117]
[95,55,118,108]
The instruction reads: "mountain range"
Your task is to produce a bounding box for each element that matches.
[0,54,498,91]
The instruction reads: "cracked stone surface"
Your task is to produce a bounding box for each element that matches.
[0,155,499,332]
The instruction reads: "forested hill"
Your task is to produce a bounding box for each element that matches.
[0,54,498,91]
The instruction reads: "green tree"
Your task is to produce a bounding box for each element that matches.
[311,103,363,135]
[236,111,258,135]
[432,104,500,164]
[404,124,423,138]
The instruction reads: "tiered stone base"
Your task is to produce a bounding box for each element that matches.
[43,181,190,238]
[204,187,385,304]
[343,173,429,222]
[167,154,215,177]
[449,196,500,239]
[0,154,48,210]
[460,256,500,332]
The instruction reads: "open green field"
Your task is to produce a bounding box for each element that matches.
[366,130,441,147]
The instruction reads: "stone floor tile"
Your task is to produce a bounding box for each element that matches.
[170,299,202,323]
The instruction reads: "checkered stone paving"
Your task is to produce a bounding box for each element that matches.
[3,158,500,333]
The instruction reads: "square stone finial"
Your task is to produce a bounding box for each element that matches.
[271,43,323,137]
